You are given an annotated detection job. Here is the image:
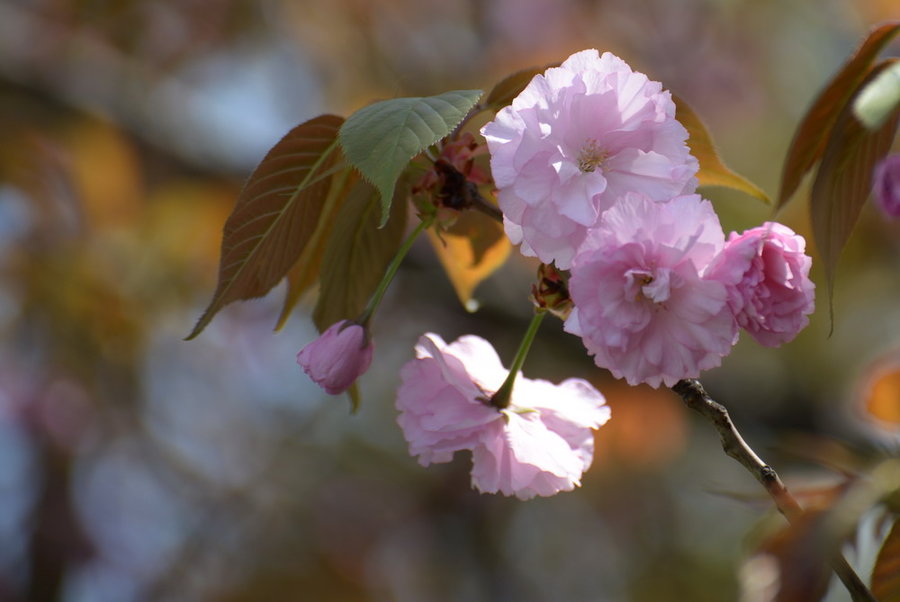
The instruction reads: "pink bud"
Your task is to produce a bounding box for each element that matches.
[297,320,374,394]
[873,154,900,219]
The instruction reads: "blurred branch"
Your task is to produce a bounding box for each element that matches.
[471,189,503,222]
[0,3,253,176]
[671,379,876,602]
[25,433,93,602]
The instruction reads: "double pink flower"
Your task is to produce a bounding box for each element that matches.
[565,193,736,388]
[396,333,610,500]
[481,49,698,269]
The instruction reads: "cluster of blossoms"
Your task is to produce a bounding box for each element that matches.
[297,49,817,499]
[483,49,816,388]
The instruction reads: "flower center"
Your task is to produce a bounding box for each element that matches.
[577,139,608,173]
[626,267,672,304]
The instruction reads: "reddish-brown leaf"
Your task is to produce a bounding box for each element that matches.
[754,509,833,602]
[312,178,409,332]
[872,519,900,601]
[872,520,900,602]
[274,167,356,330]
[187,114,344,339]
[674,96,770,204]
[810,60,900,316]
[483,63,558,112]
[777,21,900,209]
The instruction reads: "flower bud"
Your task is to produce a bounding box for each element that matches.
[296,320,374,394]
[531,263,573,320]
[873,154,900,219]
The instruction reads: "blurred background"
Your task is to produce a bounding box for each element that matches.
[1,0,898,600]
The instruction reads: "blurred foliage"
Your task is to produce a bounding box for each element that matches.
[0,1,898,601]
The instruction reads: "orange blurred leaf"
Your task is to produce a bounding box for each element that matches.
[64,117,143,230]
[777,21,900,209]
[674,95,770,204]
[483,64,557,112]
[810,60,900,319]
[426,211,510,311]
[593,384,687,471]
[872,519,900,601]
[863,362,900,427]
[187,115,344,340]
[312,178,408,332]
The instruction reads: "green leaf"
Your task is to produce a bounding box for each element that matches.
[312,178,409,332]
[484,64,557,112]
[777,21,900,209]
[872,519,900,602]
[339,90,482,226]
[674,96,771,204]
[274,167,355,330]
[186,115,344,340]
[854,60,900,130]
[810,60,900,322]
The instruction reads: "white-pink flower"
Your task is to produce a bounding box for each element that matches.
[297,320,374,394]
[564,193,737,388]
[396,333,610,500]
[480,49,698,269]
[708,223,815,347]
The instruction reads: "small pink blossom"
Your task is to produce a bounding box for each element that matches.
[396,333,610,500]
[708,223,815,347]
[296,320,374,394]
[480,49,698,268]
[564,193,737,388]
[873,154,900,218]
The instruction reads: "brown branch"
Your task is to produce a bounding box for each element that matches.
[471,189,504,223]
[671,378,876,602]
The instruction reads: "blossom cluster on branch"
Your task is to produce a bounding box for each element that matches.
[296,49,817,498]
[483,50,815,388]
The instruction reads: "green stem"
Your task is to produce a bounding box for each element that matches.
[357,216,433,327]
[490,310,546,409]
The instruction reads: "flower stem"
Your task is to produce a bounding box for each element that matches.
[357,216,433,327]
[490,310,546,409]
[471,190,504,223]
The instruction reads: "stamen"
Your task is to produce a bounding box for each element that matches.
[578,139,607,173]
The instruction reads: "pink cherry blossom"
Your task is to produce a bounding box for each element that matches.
[480,49,698,269]
[564,193,737,388]
[873,154,900,218]
[708,223,815,347]
[396,333,610,500]
[296,320,374,394]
